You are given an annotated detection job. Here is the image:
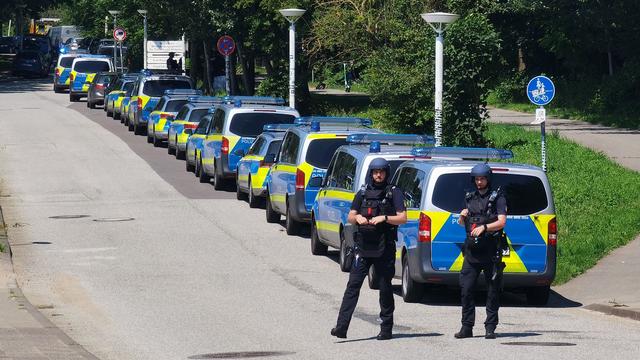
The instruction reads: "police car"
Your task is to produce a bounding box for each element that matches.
[265,117,382,235]
[170,96,225,160]
[197,97,299,190]
[311,134,433,271]
[53,53,78,93]
[105,74,138,118]
[68,55,114,102]
[235,124,295,207]
[127,72,194,135]
[146,89,202,146]
[393,147,557,305]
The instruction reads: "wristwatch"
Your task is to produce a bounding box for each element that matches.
[385,215,388,222]
[483,224,488,231]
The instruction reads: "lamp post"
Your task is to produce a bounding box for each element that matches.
[421,12,459,147]
[137,10,148,69]
[108,10,120,72]
[279,8,306,109]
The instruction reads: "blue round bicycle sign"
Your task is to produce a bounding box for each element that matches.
[527,75,555,106]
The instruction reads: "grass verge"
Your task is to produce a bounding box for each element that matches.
[487,124,640,284]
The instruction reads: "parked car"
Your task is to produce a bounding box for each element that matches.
[53,53,79,92]
[12,50,49,77]
[87,72,117,109]
[0,36,17,54]
[21,34,53,67]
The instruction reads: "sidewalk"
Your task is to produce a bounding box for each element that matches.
[489,107,640,321]
[0,208,98,359]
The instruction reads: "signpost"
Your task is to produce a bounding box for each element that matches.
[146,41,185,70]
[527,75,555,172]
[217,35,236,95]
[113,27,126,72]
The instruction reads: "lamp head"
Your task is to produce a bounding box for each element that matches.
[137,9,148,16]
[279,8,306,23]
[420,12,459,32]
[108,10,121,16]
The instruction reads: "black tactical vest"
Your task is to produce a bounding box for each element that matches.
[463,188,503,263]
[355,185,396,258]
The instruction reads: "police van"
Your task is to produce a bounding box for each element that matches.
[105,73,138,118]
[236,124,295,208]
[169,96,226,159]
[69,55,113,102]
[147,89,202,146]
[311,134,433,271]
[266,117,382,235]
[53,53,78,93]
[198,97,299,190]
[393,147,557,305]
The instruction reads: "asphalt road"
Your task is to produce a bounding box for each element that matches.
[1,78,639,360]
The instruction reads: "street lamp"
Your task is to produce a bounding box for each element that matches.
[279,8,306,109]
[108,10,120,72]
[421,12,459,147]
[137,10,148,69]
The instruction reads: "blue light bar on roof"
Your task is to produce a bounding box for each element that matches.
[294,116,373,127]
[164,89,202,96]
[346,133,434,145]
[77,54,110,59]
[188,96,225,103]
[224,96,286,106]
[411,147,514,159]
[263,124,296,132]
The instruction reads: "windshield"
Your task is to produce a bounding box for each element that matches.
[186,108,209,123]
[74,60,110,73]
[59,57,74,67]
[229,112,295,137]
[431,172,549,215]
[165,100,189,112]
[305,138,348,169]
[123,82,134,95]
[142,80,192,97]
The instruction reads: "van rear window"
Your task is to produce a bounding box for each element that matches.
[165,99,189,112]
[229,113,295,137]
[74,61,110,73]
[431,173,549,215]
[305,138,348,169]
[59,57,74,67]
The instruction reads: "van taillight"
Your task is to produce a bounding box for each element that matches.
[221,137,229,155]
[183,123,198,130]
[295,168,305,190]
[69,73,74,81]
[418,213,431,243]
[95,83,104,90]
[548,218,557,246]
[55,68,60,76]
[137,100,143,113]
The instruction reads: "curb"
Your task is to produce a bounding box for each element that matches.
[0,205,100,359]
[585,303,640,322]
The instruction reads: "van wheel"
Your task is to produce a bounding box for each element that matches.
[247,177,260,208]
[401,256,424,303]
[236,174,247,201]
[526,286,550,306]
[69,94,79,102]
[310,219,328,255]
[54,85,61,93]
[88,101,95,109]
[176,147,185,160]
[213,161,225,190]
[152,135,162,147]
[134,123,144,135]
[186,157,195,173]
[168,140,176,155]
[339,232,351,272]
[265,192,280,223]
[199,159,210,183]
[285,201,301,235]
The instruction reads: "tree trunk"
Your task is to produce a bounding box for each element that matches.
[203,40,213,94]
[236,40,255,95]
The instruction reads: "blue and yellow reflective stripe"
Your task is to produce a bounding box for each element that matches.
[316,220,340,233]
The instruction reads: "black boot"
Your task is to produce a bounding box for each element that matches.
[331,327,347,339]
[485,327,496,339]
[454,326,473,339]
[376,331,392,340]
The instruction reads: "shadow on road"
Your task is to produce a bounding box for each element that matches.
[0,76,51,94]
[336,332,443,343]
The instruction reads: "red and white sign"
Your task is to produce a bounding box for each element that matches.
[113,27,127,42]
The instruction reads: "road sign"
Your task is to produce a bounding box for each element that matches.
[217,35,236,57]
[526,75,555,106]
[146,41,185,70]
[531,108,546,125]
[113,27,127,42]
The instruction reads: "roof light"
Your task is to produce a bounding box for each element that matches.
[164,89,202,96]
[347,133,434,145]
[369,141,381,153]
[234,99,242,107]
[263,124,296,132]
[222,96,286,106]
[411,147,514,160]
[294,116,373,127]
[188,96,225,103]
[310,121,321,132]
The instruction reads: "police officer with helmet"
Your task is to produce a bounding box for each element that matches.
[331,158,407,340]
[456,163,507,339]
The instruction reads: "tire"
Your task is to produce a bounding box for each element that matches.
[89,101,95,109]
[198,159,210,183]
[265,192,280,223]
[526,286,550,306]
[168,137,176,155]
[186,156,195,173]
[176,148,185,160]
[401,255,424,303]
[368,265,380,290]
[339,231,351,272]
[247,176,260,208]
[152,135,162,147]
[285,200,301,236]
[69,94,78,102]
[54,85,61,93]
[113,110,120,120]
[310,219,328,255]
[213,161,224,190]
[134,123,144,135]
[195,154,202,177]
[236,173,247,200]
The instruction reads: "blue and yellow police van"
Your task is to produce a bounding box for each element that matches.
[68,55,113,102]
[105,73,138,118]
[198,97,299,190]
[146,89,202,146]
[236,124,296,208]
[127,71,194,135]
[392,147,557,305]
[311,134,433,271]
[53,53,78,93]
[171,96,226,160]
[265,117,382,235]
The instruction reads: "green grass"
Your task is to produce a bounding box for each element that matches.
[487,124,640,284]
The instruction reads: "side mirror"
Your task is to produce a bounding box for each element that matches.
[232,148,245,157]
[184,129,193,135]
[308,176,323,188]
[263,153,276,164]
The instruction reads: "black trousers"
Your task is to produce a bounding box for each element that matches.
[336,244,396,333]
[459,259,502,330]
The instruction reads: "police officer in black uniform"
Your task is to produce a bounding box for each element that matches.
[331,158,407,340]
[455,163,507,340]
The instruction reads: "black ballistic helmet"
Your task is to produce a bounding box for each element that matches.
[367,157,390,185]
[470,163,492,182]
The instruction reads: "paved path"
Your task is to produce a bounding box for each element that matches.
[488,107,640,318]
